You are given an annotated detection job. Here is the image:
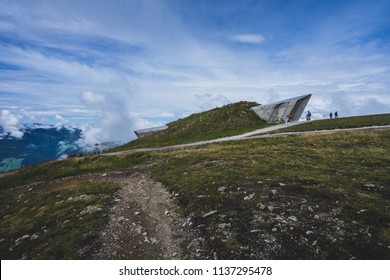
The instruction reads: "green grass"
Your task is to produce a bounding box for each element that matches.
[272,114,390,134]
[0,180,120,259]
[109,101,272,151]
[0,153,151,191]
[145,129,390,259]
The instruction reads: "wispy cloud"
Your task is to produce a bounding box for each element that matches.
[230,34,265,44]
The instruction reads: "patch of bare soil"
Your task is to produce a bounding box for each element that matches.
[89,172,208,260]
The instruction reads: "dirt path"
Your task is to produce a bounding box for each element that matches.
[103,122,303,156]
[86,172,209,260]
[2,171,208,260]
[91,172,185,259]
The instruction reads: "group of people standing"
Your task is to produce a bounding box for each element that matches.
[284,110,339,123]
[329,111,339,119]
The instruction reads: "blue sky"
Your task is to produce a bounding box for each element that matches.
[0,0,389,144]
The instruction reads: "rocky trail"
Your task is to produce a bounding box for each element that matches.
[1,171,209,260]
[86,172,208,260]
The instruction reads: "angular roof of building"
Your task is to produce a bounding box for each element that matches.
[262,94,312,106]
[251,94,312,123]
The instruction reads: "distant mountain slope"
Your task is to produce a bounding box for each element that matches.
[112,101,270,151]
[0,126,81,173]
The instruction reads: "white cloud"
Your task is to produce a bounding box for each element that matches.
[0,110,24,138]
[230,34,265,44]
[77,91,150,147]
[80,91,105,106]
[19,109,37,123]
[54,114,74,130]
[195,93,231,111]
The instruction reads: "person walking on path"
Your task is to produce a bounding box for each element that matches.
[306,111,312,122]
[335,111,338,118]
[330,112,333,119]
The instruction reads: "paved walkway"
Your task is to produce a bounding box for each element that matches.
[103,122,303,156]
[104,123,390,156]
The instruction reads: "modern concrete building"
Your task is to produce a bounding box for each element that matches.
[134,125,168,139]
[251,94,312,123]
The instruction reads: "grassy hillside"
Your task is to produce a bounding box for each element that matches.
[0,111,389,259]
[110,101,271,151]
[271,113,390,134]
[147,129,390,259]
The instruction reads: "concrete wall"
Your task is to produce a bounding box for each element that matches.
[134,125,168,139]
[252,94,311,123]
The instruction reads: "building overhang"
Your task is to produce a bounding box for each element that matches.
[251,94,312,123]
